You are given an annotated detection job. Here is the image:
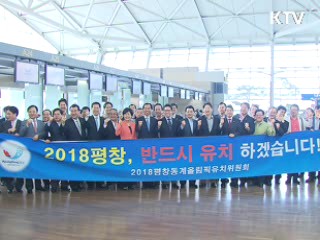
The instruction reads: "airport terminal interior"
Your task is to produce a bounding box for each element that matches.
[0,0,320,239]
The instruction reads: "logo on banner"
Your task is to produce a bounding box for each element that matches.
[0,140,31,172]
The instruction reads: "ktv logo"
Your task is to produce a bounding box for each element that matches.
[270,11,305,25]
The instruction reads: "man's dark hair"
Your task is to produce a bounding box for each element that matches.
[27,105,38,112]
[81,106,90,112]
[53,108,63,115]
[164,104,172,110]
[154,103,162,109]
[241,102,250,109]
[290,104,299,111]
[277,105,287,113]
[185,105,195,112]
[255,109,265,116]
[129,104,137,109]
[203,102,213,109]
[91,102,101,109]
[103,102,113,108]
[226,104,234,111]
[219,102,227,108]
[70,104,80,111]
[143,103,153,110]
[171,103,178,109]
[42,109,52,116]
[58,98,68,106]
[7,106,19,116]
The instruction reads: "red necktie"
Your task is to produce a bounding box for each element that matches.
[33,119,38,133]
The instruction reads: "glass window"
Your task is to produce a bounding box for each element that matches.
[0,6,57,53]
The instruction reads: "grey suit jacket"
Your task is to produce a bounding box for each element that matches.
[19,119,46,139]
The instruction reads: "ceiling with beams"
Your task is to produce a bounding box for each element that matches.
[1,0,320,58]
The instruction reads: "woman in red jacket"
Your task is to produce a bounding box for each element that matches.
[115,107,137,190]
[116,107,137,140]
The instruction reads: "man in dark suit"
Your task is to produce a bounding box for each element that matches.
[198,103,220,137]
[103,101,113,119]
[0,106,10,133]
[274,105,289,185]
[179,105,198,188]
[236,102,255,136]
[216,102,227,119]
[158,104,181,138]
[158,104,180,189]
[45,108,66,192]
[220,105,242,188]
[86,102,106,190]
[41,109,52,190]
[233,102,255,188]
[136,103,158,139]
[103,108,120,140]
[58,98,70,119]
[179,105,198,137]
[86,102,105,141]
[0,106,22,193]
[198,102,221,188]
[64,104,87,192]
[221,105,241,137]
[171,103,183,121]
[45,108,66,142]
[19,105,46,194]
[101,108,120,189]
[154,103,163,120]
[136,103,159,189]
[81,106,90,121]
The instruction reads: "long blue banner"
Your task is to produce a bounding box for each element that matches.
[0,132,320,181]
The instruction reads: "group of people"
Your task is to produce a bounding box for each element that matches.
[0,98,319,194]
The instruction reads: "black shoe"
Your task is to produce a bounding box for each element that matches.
[275,180,280,185]
[7,189,13,194]
[211,183,217,188]
[61,187,69,192]
[306,178,315,183]
[264,181,272,187]
[172,184,180,190]
[221,182,226,189]
[293,180,300,185]
[161,184,169,189]
[16,189,23,193]
[230,183,238,188]
[240,182,246,187]
[285,180,291,185]
[27,190,33,194]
